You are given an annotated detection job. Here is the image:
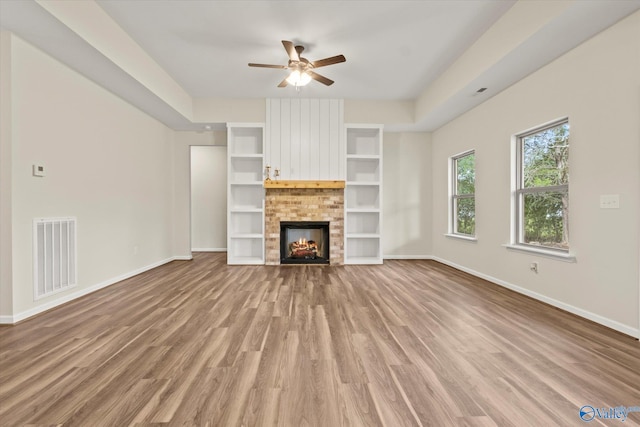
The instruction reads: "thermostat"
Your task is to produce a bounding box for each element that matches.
[32,165,45,177]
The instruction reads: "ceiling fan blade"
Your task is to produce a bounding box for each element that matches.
[277,77,289,88]
[307,70,334,86]
[282,40,299,62]
[248,63,287,69]
[311,55,346,68]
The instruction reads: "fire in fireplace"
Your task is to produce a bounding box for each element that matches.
[280,221,330,264]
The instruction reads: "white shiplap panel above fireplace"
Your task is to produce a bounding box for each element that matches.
[266,99,344,181]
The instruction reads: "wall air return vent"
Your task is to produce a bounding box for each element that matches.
[33,217,77,299]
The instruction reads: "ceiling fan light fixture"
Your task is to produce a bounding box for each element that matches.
[286,69,311,87]
[249,41,344,88]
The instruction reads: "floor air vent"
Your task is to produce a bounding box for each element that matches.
[34,217,77,299]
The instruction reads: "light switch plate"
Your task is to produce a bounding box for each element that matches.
[600,194,619,209]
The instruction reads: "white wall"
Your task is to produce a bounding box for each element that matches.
[383,132,432,258]
[7,35,176,319]
[0,31,13,319]
[190,146,227,251]
[431,11,640,336]
[266,99,343,180]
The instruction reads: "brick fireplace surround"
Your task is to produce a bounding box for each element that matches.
[265,187,344,265]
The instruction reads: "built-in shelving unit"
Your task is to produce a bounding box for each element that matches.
[344,124,383,264]
[227,123,265,265]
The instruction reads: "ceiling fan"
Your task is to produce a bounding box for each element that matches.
[249,40,346,88]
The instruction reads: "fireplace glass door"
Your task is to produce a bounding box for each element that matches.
[280,221,330,264]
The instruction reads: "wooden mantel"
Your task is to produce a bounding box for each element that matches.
[263,180,345,189]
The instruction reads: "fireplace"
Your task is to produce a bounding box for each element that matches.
[265,186,344,265]
[280,221,330,264]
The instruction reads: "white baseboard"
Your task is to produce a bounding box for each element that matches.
[0,255,187,325]
[384,255,434,260]
[173,255,194,260]
[191,248,226,252]
[430,256,640,340]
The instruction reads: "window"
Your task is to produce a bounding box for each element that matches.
[451,150,475,237]
[515,119,569,251]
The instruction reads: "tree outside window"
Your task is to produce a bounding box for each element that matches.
[452,151,475,236]
[516,121,569,250]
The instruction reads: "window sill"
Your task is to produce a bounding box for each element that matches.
[445,233,477,242]
[503,244,576,263]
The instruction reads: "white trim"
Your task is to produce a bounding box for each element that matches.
[431,255,639,339]
[0,256,188,325]
[449,150,475,236]
[191,248,226,252]
[516,116,570,139]
[503,244,576,262]
[0,316,13,324]
[512,118,570,250]
[172,255,193,261]
[444,233,478,242]
[383,255,434,260]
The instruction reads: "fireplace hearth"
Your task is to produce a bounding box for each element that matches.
[280,221,330,264]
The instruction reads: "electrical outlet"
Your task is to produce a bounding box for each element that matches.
[530,262,538,273]
[600,194,619,209]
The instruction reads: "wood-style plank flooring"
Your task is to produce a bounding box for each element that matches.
[1,252,639,426]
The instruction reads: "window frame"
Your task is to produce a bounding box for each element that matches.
[513,118,569,253]
[449,150,476,238]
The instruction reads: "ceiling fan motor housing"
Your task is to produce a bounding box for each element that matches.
[248,40,346,87]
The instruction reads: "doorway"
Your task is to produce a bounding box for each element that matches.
[190,145,227,251]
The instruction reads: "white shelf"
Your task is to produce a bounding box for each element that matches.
[346,185,380,210]
[227,123,265,265]
[230,208,263,213]
[346,211,380,235]
[229,210,263,235]
[345,236,381,261]
[346,154,380,159]
[227,255,265,265]
[230,157,264,182]
[230,233,263,239]
[346,233,380,239]
[228,126,264,156]
[346,126,381,156]
[230,153,263,158]
[229,186,264,210]
[344,124,383,264]
[347,158,380,182]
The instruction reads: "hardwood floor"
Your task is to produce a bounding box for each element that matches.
[1,252,639,426]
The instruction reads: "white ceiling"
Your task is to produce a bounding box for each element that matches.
[2,0,640,131]
[96,0,515,100]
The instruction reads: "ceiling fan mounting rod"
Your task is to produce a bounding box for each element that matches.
[289,59,312,71]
